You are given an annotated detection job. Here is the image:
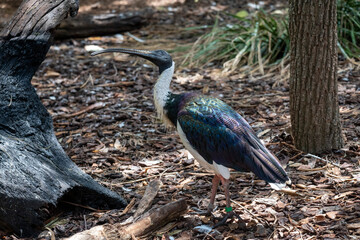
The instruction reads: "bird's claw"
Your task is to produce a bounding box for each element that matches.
[213,211,246,230]
[191,204,218,216]
[192,206,246,230]
[213,211,232,228]
[191,207,214,216]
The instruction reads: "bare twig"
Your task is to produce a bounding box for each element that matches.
[121,198,137,215]
[61,201,108,212]
[54,102,106,119]
[230,199,269,226]
[96,81,135,88]
[304,153,341,168]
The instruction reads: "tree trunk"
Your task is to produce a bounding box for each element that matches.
[288,0,344,154]
[0,0,126,237]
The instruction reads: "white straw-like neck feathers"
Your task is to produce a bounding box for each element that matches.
[153,62,175,127]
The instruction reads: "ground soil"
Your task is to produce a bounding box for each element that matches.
[2,0,360,239]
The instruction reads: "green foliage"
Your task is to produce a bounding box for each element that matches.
[183,0,360,73]
[337,0,360,59]
[182,10,289,74]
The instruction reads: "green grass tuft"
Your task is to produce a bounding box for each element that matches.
[182,0,360,74]
[338,0,360,59]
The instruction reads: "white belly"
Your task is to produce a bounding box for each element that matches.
[177,121,230,179]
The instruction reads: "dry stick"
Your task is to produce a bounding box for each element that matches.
[80,74,93,88]
[289,152,303,161]
[278,141,301,151]
[61,201,108,212]
[230,199,269,226]
[121,198,137,215]
[133,180,162,219]
[275,141,342,168]
[345,149,360,156]
[104,165,196,186]
[96,81,135,88]
[54,102,106,119]
[105,175,157,186]
[304,153,341,168]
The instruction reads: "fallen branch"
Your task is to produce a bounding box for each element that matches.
[123,198,187,237]
[65,199,188,240]
[54,9,153,39]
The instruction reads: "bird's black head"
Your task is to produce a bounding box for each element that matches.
[91,48,173,74]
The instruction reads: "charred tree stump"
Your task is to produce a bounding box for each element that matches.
[0,0,126,237]
[0,1,152,40]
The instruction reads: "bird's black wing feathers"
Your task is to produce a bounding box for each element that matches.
[178,95,289,184]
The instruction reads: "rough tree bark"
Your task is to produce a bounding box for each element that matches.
[0,0,126,237]
[289,0,344,154]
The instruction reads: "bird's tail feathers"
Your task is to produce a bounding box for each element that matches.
[250,147,290,189]
[269,182,286,190]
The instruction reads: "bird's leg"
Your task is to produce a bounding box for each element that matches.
[223,177,231,211]
[213,177,232,227]
[191,175,220,215]
[207,175,220,214]
[213,177,246,229]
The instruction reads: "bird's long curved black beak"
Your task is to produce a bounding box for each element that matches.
[91,48,152,59]
[91,48,173,74]
[91,48,162,67]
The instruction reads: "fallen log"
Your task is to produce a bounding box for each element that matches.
[54,9,152,39]
[123,198,187,237]
[65,199,188,240]
[0,0,126,237]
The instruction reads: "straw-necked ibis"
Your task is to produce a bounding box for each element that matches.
[92,48,290,226]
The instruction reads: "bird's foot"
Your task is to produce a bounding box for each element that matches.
[190,207,210,216]
[205,203,215,216]
[191,203,217,216]
[213,209,246,230]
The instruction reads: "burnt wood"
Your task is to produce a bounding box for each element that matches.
[0,1,152,40]
[0,0,126,237]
